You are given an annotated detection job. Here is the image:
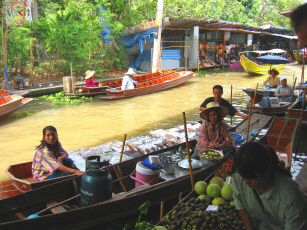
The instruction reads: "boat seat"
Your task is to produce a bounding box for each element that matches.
[46,201,67,214]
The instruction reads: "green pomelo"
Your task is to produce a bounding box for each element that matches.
[212,197,226,206]
[197,194,212,203]
[194,181,208,195]
[206,184,221,198]
[229,200,235,206]
[221,184,233,201]
[209,176,224,188]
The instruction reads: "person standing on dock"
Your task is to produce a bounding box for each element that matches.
[121,68,138,90]
[200,85,248,119]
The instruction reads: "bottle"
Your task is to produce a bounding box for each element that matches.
[250,128,261,137]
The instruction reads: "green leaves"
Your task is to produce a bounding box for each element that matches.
[35,91,93,104]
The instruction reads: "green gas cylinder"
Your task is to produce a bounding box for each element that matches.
[80,156,112,207]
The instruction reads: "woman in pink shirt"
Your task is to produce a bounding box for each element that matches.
[85,70,99,87]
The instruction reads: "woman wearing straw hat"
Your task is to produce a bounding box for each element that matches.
[121,68,138,90]
[263,68,280,89]
[192,102,236,160]
[85,70,99,87]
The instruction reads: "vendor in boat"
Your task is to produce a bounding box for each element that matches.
[85,70,99,87]
[32,126,84,181]
[263,69,280,89]
[232,142,307,230]
[275,77,293,102]
[121,68,138,90]
[200,85,248,119]
[192,102,236,160]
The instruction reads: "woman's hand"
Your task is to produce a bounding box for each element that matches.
[57,153,68,164]
[73,170,85,176]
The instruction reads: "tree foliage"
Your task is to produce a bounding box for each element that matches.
[0,0,304,81]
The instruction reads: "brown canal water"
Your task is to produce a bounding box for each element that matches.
[0,64,303,180]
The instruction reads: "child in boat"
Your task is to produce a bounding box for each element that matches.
[32,126,84,181]
[85,70,99,87]
[192,102,236,159]
[263,69,280,89]
[232,142,307,230]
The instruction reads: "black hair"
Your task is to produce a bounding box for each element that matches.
[291,3,307,33]
[232,142,291,179]
[206,108,222,122]
[36,126,62,158]
[213,85,223,92]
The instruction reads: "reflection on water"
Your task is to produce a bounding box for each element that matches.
[0,65,303,180]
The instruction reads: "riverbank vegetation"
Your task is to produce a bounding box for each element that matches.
[0,0,303,88]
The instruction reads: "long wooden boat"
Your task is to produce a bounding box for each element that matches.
[101,71,196,99]
[0,89,12,96]
[0,95,33,120]
[259,116,298,166]
[242,88,266,104]
[242,102,290,117]
[240,55,286,75]
[2,112,272,200]
[65,70,174,97]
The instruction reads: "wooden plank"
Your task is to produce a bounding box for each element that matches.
[46,202,67,214]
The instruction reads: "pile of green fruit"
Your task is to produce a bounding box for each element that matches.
[34,91,93,105]
[160,176,245,229]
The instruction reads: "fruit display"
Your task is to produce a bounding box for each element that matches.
[215,160,233,181]
[200,149,224,160]
[160,176,244,229]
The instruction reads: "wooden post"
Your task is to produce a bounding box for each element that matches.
[246,84,258,142]
[70,63,75,93]
[230,85,233,125]
[301,49,305,84]
[151,0,163,73]
[119,134,127,163]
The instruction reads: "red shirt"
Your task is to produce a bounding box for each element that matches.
[86,78,98,87]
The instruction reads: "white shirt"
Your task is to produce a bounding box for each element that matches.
[121,75,137,90]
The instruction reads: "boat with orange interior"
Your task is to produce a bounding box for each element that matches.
[101,71,196,99]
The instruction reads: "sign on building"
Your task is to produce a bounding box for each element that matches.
[6,0,32,26]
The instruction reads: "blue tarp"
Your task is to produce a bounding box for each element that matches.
[97,6,112,44]
[120,28,164,68]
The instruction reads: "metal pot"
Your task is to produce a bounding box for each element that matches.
[159,151,183,175]
[174,159,202,178]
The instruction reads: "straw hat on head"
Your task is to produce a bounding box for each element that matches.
[200,102,229,120]
[268,68,279,75]
[85,70,95,79]
[125,68,136,76]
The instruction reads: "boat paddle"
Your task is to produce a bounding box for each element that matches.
[230,85,233,125]
[182,112,194,190]
[290,76,297,104]
[246,84,258,142]
[119,134,127,163]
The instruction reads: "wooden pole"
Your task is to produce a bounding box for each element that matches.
[111,164,127,192]
[71,62,75,93]
[182,112,194,189]
[301,49,305,84]
[230,85,233,125]
[119,134,127,163]
[246,84,258,142]
[290,77,297,104]
[160,201,164,221]
[151,0,163,73]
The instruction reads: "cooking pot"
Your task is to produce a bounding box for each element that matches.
[174,159,202,178]
[159,151,183,175]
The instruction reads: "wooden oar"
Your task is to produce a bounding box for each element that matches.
[182,112,194,190]
[246,84,258,142]
[160,201,164,221]
[119,134,127,163]
[110,164,127,192]
[230,85,233,125]
[295,88,306,159]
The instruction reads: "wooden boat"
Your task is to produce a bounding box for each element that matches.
[288,99,307,125]
[102,71,196,99]
[240,55,286,75]
[0,89,12,96]
[259,116,298,166]
[65,70,174,97]
[2,112,272,199]
[0,180,23,200]
[0,95,33,120]
[242,102,290,117]
[242,88,266,104]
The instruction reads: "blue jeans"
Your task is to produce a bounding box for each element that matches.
[46,158,76,180]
